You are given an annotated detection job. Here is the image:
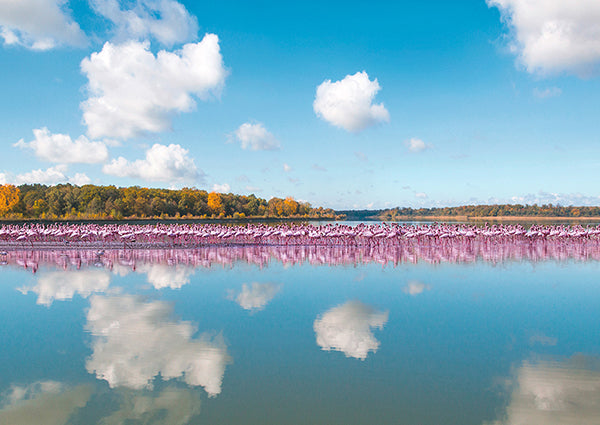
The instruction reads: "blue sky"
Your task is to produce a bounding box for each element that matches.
[1,0,600,209]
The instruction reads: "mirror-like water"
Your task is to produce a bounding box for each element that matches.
[1,245,599,424]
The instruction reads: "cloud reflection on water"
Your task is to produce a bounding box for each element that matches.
[227,282,281,311]
[314,300,388,360]
[0,381,91,425]
[488,356,600,425]
[86,295,230,397]
[18,270,111,306]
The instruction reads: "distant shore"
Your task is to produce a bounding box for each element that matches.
[385,215,600,222]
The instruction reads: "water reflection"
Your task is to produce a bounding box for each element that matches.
[99,387,202,425]
[4,238,600,274]
[403,280,431,296]
[18,270,111,306]
[314,300,388,359]
[489,356,600,425]
[136,264,195,289]
[227,282,281,311]
[0,381,92,425]
[86,295,230,397]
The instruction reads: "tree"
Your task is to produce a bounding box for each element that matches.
[0,184,20,215]
[207,191,223,215]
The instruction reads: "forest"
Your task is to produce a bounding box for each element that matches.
[0,184,338,220]
[377,204,600,219]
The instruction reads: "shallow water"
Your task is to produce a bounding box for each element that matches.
[1,248,600,424]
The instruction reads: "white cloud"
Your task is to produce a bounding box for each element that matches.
[403,281,431,296]
[211,183,230,193]
[232,122,280,151]
[405,138,429,153]
[102,143,200,183]
[18,270,111,306]
[14,128,108,164]
[489,356,600,425]
[90,0,198,46]
[81,35,227,139]
[533,86,562,98]
[2,165,89,186]
[86,295,230,397]
[313,71,389,132]
[415,192,428,199]
[136,264,195,289]
[228,282,281,311]
[0,381,91,425]
[313,300,388,360]
[0,0,87,50]
[488,0,600,76]
[283,163,292,172]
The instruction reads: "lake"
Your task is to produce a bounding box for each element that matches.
[1,243,600,424]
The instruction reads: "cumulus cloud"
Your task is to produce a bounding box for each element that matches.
[86,295,230,397]
[283,163,292,172]
[313,71,389,132]
[0,381,91,425]
[313,300,388,360]
[488,0,600,76]
[403,281,431,296]
[18,270,111,306]
[211,183,230,193]
[14,128,108,164]
[81,35,227,139]
[0,0,87,50]
[405,138,430,153]
[232,122,280,151]
[1,165,91,186]
[415,192,428,199]
[227,282,281,311]
[136,264,195,289]
[533,86,562,98]
[488,356,600,425]
[102,143,200,183]
[90,0,198,46]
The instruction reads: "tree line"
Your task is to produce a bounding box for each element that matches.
[377,204,600,219]
[0,184,338,220]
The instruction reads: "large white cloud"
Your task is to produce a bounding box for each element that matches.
[228,282,281,311]
[0,0,87,50]
[313,300,388,360]
[14,128,108,164]
[81,35,227,140]
[102,143,200,183]
[232,122,280,151]
[313,71,389,132]
[0,381,91,425]
[488,356,600,425]
[86,295,230,397]
[0,165,91,186]
[90,0,198,46]
[488,0,600,75]
[18,270,111,306]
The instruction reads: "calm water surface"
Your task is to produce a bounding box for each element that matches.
[1,248,600,424]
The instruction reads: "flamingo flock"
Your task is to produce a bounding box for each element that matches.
[1,222,600,249]
[2,223,600,273]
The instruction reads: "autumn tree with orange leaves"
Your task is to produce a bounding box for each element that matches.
[207,191,224,215]
[0,184,19,215]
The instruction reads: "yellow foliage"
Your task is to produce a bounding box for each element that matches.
[0,184,19,215]
[208,191,223,214]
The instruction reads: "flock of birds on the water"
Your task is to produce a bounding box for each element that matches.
[1,223,600,272]
[1,223,600,248]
